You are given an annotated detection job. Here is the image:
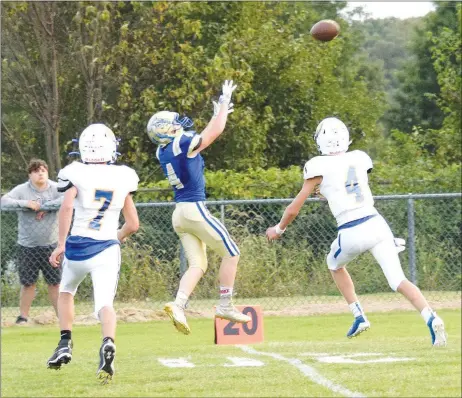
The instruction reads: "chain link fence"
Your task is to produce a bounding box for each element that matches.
[1,193,461,323]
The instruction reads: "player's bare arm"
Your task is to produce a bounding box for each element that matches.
[266,176,322,241]
[49,186,77,267]
[189,80,237,156]
[117,194,139,243]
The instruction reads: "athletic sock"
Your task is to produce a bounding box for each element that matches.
[421,307,434,323]
[219,286,233,306]
[348,301,365,318]
[174,290,189,309]
[60,330,72,341]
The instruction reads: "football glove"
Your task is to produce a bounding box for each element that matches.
[219,79,237,104]
[212,100,234,118]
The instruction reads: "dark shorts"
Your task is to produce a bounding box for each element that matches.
[17,245,62,286]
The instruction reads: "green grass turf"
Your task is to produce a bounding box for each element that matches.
[2,310,460,397]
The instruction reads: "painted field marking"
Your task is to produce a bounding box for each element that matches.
[224,357,265,367]
[318,356,414,364]
[300,352,415,364]
[157,357,265,368]
[158,358,195,368]
[237,345,365,398]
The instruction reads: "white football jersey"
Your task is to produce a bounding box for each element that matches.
[58,162,139,240]
[303,150,377,226]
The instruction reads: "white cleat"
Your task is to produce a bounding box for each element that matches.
[428,315,447,347]
[164,302,191,335]
[215,304,251,323]
[347,315,371,338]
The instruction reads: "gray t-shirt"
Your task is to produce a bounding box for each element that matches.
[1,180,63,247]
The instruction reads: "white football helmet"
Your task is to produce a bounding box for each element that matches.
[314,117,351,155]
[147,111,193,145]
[79,123,118,163]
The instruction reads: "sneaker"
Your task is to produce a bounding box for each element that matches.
[164,302,191,335]
[47,339,73,370]
[347,315,371,338]
[97,339,116,384]
[215,304,251,323]
[427,315,447,347]
[15,315,28,325]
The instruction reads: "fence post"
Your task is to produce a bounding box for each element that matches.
[179,243,187,277]
[220,204,225,225]
[407,193,417,284]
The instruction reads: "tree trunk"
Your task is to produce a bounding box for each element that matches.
[49,2,61,174]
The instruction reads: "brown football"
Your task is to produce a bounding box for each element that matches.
[310,20,340,42]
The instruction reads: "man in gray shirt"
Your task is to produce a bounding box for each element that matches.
[1,159,64,324]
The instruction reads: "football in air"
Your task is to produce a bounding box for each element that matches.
[310,20,340,42]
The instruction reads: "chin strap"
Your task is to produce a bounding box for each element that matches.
[68,138,80,157]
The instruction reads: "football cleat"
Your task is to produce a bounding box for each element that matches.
[15,315,28,325]
[347,315,371,338]
[164,302,191,335]
[47,339,73,370]
[427,315,447,347]
[215,304,251,323]
[97,339,116,384]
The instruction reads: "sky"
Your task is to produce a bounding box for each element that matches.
[344,2,436,20]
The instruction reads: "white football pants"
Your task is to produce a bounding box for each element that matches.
[60,244,121,316]
[327,215,407,291]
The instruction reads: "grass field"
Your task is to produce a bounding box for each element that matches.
[2,309,461,397]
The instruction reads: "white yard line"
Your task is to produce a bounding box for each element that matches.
[237,345,366,398]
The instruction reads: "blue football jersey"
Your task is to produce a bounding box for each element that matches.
[157,131,206,202]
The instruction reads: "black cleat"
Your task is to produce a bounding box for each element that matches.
[47,339,73,370]
[15,315,28,325]
[96,340,116,384]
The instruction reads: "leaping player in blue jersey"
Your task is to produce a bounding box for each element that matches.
[147,80,251,335]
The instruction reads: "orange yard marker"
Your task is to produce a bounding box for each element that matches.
[214,305,264,345]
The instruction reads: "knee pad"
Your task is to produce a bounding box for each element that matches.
[94,302,115,319]
[327,253,344,271]
[389,276,407,292]
[188,256,208,273]
[59,284,78,296]
[222,252,240,261]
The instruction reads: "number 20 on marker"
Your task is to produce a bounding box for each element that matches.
[214,305,264,345]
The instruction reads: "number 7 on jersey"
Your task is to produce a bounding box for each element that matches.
[89,189,114,230]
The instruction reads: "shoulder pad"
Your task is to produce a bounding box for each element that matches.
[57,162,81,192]
[303,156,324,180]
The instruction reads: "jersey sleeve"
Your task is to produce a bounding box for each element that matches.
[173,133,202,158]
[358,151,373,172]
[124,167,139,194]
[57,162,78,192]
[303,157,323,180]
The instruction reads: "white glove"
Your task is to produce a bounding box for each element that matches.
[212,100,234,118]
[219,79,237,104]
[394,237,406,254]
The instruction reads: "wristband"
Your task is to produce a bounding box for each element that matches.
[218,94,231,104]
[275,224,286,235]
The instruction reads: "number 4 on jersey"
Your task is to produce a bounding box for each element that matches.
[166,163,184,189]
[345,166,364,202]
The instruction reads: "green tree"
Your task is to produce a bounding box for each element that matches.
[2,2,67,177]
[385,2,459,133]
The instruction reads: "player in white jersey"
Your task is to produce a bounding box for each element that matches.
[46,124,140,382]
[267,117,446,347]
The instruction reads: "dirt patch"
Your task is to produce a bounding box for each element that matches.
[2,297,460,327]
[2,308,171,327]
[263,298,462,317]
